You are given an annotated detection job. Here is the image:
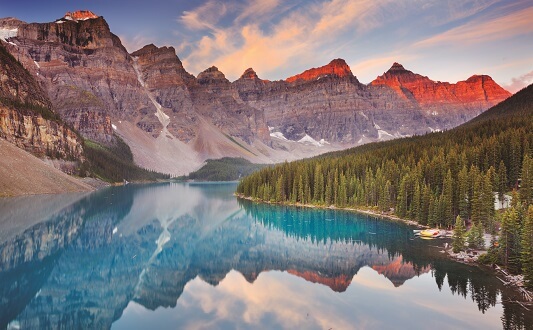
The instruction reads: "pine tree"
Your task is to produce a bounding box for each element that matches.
[521,205,533,290]
[467,223,485,250]
[458,166,470,219]
[500,205,522,273]
[520,154,533,206]
[275,175,284,203]
[298,175,304,203]
[453,215,466,253]
[497,160,508,208]
[313,164,324,204]
[442,169,454,227]
[482,171,495,229]
[397,175,409,217]
[471,172,483,225]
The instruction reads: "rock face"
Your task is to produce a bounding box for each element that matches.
[1,13,512,175]
[5,15,132,145]
[234,60,422,143]
[370,63,512,126]
[0,42,82,159]
[3,15,275,174]
[286,58,353,83]
[64,10,99,21]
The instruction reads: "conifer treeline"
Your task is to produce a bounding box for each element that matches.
[81,137,170,182]
[236,84,533,283]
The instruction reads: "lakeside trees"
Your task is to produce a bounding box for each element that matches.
[237,84,533,277]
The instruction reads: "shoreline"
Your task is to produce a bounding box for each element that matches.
[235,194,429,228]
[235,194,533,304]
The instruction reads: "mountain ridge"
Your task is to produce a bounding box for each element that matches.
[0,12,512,176]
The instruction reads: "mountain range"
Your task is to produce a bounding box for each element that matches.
[0,11,511,177]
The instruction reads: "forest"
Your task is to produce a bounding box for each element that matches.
[81,137,170,182]
[181,157,267,181]
[237,84,533,288]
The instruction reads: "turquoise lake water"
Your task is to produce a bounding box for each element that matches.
[0,182,531,329]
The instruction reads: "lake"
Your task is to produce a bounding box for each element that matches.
[0,182,531,329]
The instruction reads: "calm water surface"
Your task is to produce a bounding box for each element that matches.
[0,182,531,329]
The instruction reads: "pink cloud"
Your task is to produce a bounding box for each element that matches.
[503,70,533,93]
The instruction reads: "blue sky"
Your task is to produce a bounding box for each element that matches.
[2,0,532,91]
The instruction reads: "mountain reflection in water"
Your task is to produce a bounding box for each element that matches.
[0,183,531,329]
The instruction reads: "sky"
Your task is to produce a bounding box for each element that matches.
[1,0,532,92]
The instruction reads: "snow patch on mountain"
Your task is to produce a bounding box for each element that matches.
[132,57,171,136]
[298,134,328,147]
[270,131,288,141]
[0,28,17,42]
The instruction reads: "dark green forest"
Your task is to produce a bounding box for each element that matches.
[182,157,267,181]
[237,84,533,286]
[81,137,170,182]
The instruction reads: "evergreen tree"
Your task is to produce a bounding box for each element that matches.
[313,164,324,204]
[520,154,533,205]
[275,175,284,203]
[442,169,454,227]
[497,160,508,208]
[453,215,466,253]
[482,171,495,229]
[467,223,485,250]
[521,205,533,290]
[500,205,522,273]
[458,166,470,219]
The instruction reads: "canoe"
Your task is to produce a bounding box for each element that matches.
[419,229,441,238]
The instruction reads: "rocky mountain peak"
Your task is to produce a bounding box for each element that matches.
[371,63,510,107]
[16,13,123,51]
[0,17,26,29]
[286,58,353,83]
[240,68,259,80]
[197,66,229,85]
[64,10,99,21]
[131,44,158,56]
[465,74,492,83]
[461,74,511,101]
[387,62,407,73]
[131,44,181,64]
[372,63,427,86]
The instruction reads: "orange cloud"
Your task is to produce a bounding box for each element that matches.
[415,5,533,47]
[180,0,401,80]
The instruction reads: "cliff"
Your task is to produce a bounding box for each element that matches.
[0,42,82,160]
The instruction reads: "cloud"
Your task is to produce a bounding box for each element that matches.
[180,0,230,31]
[178,0,401,80]
[503,70,533,93]
[119,34,152,53]
[235,0,281,23]
[424,0,501,25]
[414,5,533,47]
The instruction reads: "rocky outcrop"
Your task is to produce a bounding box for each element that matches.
[0,106,82,158]
[234,61,420,142]
[371,62,512,125]
[63,10,99,21]
[6,15,141,145]
[234,60,511,143]
[0,42,82,159]
[286,58,354,83]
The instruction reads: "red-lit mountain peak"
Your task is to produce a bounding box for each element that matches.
[286,58,354,83]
